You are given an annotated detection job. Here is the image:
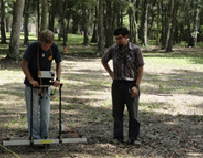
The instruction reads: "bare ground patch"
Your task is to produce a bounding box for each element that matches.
[0,50,203,158]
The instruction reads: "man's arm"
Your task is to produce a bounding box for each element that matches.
[21,59,39,87]
[136,65,144,86]
[54,62,61,86]
[131,65,144,98]
[56,63,61,79]
[101,59,114,79]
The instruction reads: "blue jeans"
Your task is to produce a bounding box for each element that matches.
[112,80,140,141]
[25,85,50,139]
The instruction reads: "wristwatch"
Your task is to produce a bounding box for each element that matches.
[135,85,138,89]
[56,77,60,81]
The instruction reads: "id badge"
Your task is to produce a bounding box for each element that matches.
[42,53,45,57]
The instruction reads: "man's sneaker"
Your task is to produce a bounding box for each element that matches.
[111,139,124,145]
[131,138,141,146]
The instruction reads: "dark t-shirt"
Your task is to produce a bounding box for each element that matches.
[23,41,62,86]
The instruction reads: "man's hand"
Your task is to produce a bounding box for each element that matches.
[131,86,138,98]
[29,79,39,87]
[54,80,60,87]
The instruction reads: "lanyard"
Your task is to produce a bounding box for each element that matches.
[37,43,53,96]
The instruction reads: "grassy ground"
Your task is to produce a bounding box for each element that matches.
[0,37,203,157]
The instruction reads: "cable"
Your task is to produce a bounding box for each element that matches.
[0,144,20,158]
[65,126,83,138]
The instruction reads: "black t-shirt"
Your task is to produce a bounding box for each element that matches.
[23,41,62,86]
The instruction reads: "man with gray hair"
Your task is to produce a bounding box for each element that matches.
[21,30,62,140]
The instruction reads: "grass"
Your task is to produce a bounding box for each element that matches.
[140,103,166,110]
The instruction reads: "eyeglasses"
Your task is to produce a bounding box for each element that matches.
[115,36,124,40]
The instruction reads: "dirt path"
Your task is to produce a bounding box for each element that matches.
[0,49,203,158]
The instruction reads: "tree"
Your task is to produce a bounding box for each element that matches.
[1,0,7,44]
[49,0,56,32]
[148,0,157,40]
[59,0,68,46]
[115,0,121,27]
[91,3,99,43]
[72,11,80,34]
[82,0,89,45]
[23,0,31,45]
[129,0,138,44]
[41,0,48,31]
[104,0,113,48]
[156,0,160,45]
[7,0,25,60]
[98,0,104,52]
[185,0,191,43]
[36,0,40,39]
[193,0,201,46]
[141,0,148,45]
[166,0,179,52]
[162,0,173,49]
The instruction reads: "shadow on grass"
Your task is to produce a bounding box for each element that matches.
[143,48,203,65]
[142,70,203,97]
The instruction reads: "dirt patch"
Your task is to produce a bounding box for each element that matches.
[0,50,203,158]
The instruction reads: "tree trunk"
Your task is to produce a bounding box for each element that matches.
[7,0,25,60]
[156,1,160,45]
[120,9,123,26]
[141,0,148,45]
[116,1,121,28]
[198,15,203,42]
[62,2,67,46]
[133,13,138,44]
[41,0,48,31]
[98,0,104,52]
[162,0,173,50]
[48,9,51,30]
[129,7,132,42]
[174,22,179,43]
[1,0,7,44]
[5,16,9,32]
[135,0,139,22]
[161,0,165,47]
[130,0,138,44]
[50,0,56,32]
[193,0,201,46]
[104,0,112,48]
[185,0,191,43]
[166,0,179,52]
[112,0,117,32]
[91,5,99,43]
[72,12,80,34]
[82,1,89,45]
[36,0,40,39]
[66,14,71,42]
[148,1,156,41]
[23,0,30,45]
